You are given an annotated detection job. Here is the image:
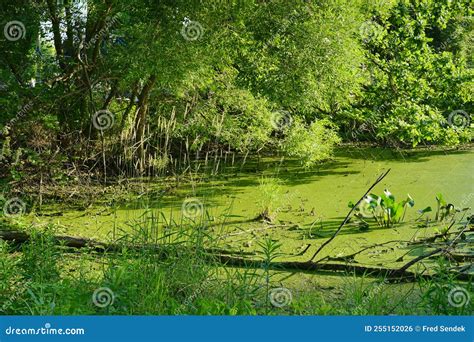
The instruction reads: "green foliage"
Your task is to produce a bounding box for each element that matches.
[350,190,414,227]
[418,259,473,315]
[233,0,366,114]
[281,119,341,167]
[0,0,364,178]
[1,0,472,180]
[257,237,285,313]
[20,228,59,283]
[256,177,284,222]
[0,218,262,315]
[0,218,470,315]
[344,0,473,146]
[178,84,274,153]
[434,193,454,221]
[0,241,22,314]
[418,193,470,231]
[340,276,393,315]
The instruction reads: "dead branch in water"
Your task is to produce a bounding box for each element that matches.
[395,220,471,274]
[1,228,471,282]
[309,169,391,262]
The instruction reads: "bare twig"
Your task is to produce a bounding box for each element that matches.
[395,220,471,274]
[309,169,391,262]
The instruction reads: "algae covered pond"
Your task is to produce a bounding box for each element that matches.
[2,0,473,321]
[28,146,474,271]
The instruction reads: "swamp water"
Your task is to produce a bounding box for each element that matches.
[28,147,473,270]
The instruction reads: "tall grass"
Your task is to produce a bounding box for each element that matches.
[0,212,261,315]
[0,213,471,315]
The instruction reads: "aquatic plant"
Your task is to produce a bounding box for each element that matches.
[255,177,284,222]
[417,193,469,224]
[349,190,415,228]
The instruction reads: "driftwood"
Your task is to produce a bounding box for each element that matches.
[408,227,473,245]
[1,230,117,252]
[1,229,471,282]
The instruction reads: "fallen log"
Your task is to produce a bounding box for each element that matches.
[0,230,255,257]
[214,255,472,282]
[1,230,115,252]
[1,230,471,282]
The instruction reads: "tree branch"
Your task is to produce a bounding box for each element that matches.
[309,168,391,262]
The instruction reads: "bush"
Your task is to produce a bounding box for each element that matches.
[282,119,341,167]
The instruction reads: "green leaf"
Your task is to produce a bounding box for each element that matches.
[418,206,432,214]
